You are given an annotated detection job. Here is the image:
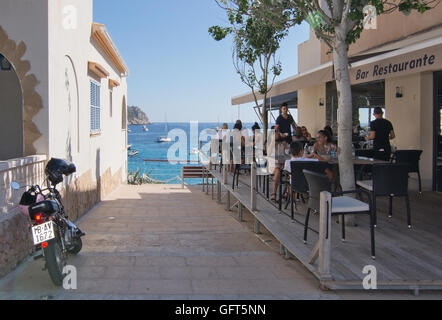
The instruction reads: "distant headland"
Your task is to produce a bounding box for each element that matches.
[128,106,151,125]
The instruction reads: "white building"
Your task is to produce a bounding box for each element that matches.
[0,0,129,276]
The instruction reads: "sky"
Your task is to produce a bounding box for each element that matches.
[93,0,310,123]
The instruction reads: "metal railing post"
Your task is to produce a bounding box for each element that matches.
[318,191,332,281]
[251,162,257,212]
[217,180,221,204]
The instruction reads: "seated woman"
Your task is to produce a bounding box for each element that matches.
[301,126,312,142]
[305,130,337,180]
[292,127,306,143]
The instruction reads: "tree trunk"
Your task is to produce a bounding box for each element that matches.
[262,99,269,147]
[333,34,356,226]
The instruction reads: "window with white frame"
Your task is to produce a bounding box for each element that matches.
[90,80,101,133]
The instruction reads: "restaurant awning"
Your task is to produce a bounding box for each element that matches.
[231,62,334,105]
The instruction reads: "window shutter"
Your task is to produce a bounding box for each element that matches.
[90,81,101,132]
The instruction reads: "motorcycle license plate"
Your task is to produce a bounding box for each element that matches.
[31,221,55,245]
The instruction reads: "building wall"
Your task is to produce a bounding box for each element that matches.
[348,6,442,57]
[319,5,442,63]
[385,72,434,190]
[298,84,326,134]
[298,28,322,74]
[0,0,49,156]
[47,0,128,218]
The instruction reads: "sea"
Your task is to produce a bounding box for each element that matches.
[127,122,254,184]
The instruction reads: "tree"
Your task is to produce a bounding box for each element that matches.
[209,0,293,143]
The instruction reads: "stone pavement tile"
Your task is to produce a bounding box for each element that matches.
[234,254,288,266]
[215,266,278,280]
[82,255,136,267]
[103,266,160,280]
[186,256,238,267]
[75,279,130,294]
[129,279,193,295]
[159,266,219,280]
[135,256,187,267]
[75,266,107,279]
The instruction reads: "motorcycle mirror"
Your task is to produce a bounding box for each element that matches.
[10,181,21,190]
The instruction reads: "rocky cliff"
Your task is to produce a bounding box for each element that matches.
[128,106,151,125]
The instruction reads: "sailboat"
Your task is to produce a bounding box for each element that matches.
[157,114,172,143]
[142,125,149,132]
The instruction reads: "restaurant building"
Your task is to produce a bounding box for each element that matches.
[0,0,129,276]
[232,7,442,192]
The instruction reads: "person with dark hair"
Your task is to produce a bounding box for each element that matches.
[306,130,337,161]
[252,122,260,131]
[275,103,297,142]
[292,126,306,142]
[283,142,310,173]
[305,130,337,181]
[367,107,395,161]
[301,126,312,141]
[230,120,247,172]
[324,125,333,139]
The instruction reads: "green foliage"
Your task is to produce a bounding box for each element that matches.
[209,0,289,104]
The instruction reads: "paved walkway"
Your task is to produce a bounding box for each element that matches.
[0,185,440,300]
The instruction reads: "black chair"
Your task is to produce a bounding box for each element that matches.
[303,170,375,259]
[355,149,375,158]
[357,163,411,228]
[394,150,423,194]
[288,161,330,219]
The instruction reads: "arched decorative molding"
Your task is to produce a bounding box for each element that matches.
[0,26,43,156]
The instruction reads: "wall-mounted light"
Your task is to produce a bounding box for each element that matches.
[319,98,324,106]
[0,55,12,71]
[396,86,403,98]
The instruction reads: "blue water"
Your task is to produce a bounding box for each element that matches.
[127,122,254,184]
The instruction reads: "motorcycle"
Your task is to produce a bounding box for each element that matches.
[11,158,85,286]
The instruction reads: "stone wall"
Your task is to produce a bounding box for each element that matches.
[0,155,47,277]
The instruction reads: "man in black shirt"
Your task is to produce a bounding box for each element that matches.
[367,107,395,161]
[275,103,297,142]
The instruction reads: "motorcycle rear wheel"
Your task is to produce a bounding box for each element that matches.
[44,239,66,286]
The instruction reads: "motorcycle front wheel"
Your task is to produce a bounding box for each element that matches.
[68,237,82,255]
[43,239,66,286]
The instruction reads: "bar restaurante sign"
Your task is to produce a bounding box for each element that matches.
[351,43,442,84]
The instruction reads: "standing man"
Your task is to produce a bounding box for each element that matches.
[367,107,395,161]
[275,103,297,142]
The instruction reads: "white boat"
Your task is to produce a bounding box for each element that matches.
[157,136,172,143]
[143,125,149,132]
[157,114,171,143]
[128,150,139,157]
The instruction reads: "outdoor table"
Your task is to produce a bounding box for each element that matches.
[328,156,390,182]
[277,156,389,211]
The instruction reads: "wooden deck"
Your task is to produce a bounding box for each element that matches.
[203,164,442,292]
